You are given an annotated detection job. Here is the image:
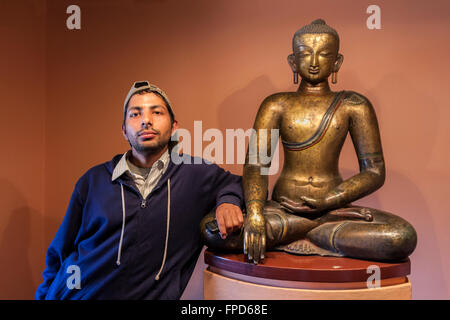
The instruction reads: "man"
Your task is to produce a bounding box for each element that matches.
[36,81,244,299]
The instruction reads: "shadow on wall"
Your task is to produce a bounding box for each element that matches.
[216,75,283,184]
[365,73,440,166]
[0,178,61,299]
[217,75,279,132]
[369,73,446,299]
[0,179,39,299]
[0,206,34,299]
[343,75,446,298]
[350,167,446,299]
[341,166,446,299]
[344,70,447,298]
[181,77,281,300]
[385,170,447,299]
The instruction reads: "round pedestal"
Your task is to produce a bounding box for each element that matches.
[203,250,412,300]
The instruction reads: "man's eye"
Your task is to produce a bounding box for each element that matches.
[130,112,139,117]
[153,111,161,115]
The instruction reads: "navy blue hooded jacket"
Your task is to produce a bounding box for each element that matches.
[35,153,243,299]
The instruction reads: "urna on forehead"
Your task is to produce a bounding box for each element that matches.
[293,19,340,50]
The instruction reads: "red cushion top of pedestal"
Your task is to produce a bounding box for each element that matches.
[204,250,410,282]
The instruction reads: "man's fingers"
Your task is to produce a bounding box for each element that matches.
[223,211,234,235]
[237,208,244,225]
[231,208,244,232]
[219,208,236,237]
[228,210,239,233]
[217,205,244,236]
[216,212,227,239]
[234,207,244,226]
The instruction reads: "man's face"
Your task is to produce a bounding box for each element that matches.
[292,33,339,84]
[122,92,178,155]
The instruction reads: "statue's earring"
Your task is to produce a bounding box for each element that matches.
[331,71,338,84]
[293,71,299,84]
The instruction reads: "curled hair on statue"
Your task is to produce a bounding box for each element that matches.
[293,19,340,51]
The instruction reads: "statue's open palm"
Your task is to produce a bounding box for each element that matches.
[243,211,266,264]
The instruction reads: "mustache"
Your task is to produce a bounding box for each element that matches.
[138,128,160,136]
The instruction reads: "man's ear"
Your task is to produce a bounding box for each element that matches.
[169,120,182,155]
[171,120,179,135]
[121,124,128,141]
[333,53,344,73]
[287,54,297,72]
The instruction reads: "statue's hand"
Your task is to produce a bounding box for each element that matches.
[279,196,323,214]
[299,196,332,211]
[243,205,266,264]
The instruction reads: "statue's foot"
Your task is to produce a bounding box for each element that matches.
[274,239,344,257]
[327,207,374,222]
[307,209,417,261]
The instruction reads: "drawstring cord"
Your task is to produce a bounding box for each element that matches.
[116,183,126,266]
[155,178,171,281]
[116,179,171,282]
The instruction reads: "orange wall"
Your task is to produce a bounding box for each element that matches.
[1,0,450,299]
[0,1,46,299]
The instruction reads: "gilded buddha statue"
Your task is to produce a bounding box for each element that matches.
[201,19,417,264]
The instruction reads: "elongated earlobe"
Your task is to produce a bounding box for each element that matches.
[287,54,299,84]
[331,71,337,84]
[334,53,344,72]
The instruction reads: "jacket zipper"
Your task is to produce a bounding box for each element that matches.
[120,176,169,209]
[120,181,147,208]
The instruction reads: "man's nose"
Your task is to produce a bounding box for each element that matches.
[141,110,153,127]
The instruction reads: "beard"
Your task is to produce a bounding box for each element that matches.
[127,130,171,155]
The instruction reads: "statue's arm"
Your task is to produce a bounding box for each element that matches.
[323,92,385,208]
[243,94,283,263]
[243,94,283,209]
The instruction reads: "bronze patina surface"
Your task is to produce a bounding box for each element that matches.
[201,19,417,264]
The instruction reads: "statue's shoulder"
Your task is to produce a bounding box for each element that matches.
[343,91,372,107]
[343,91,378,120]
[259,91,296,110]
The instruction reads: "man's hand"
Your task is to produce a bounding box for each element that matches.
[215,203,244,239]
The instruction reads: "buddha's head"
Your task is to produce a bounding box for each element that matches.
[288,19,343,84]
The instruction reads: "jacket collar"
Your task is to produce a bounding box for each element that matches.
[111,151,130,182]
[111,149,170,182]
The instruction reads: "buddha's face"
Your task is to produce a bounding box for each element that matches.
[288,33,342,84]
